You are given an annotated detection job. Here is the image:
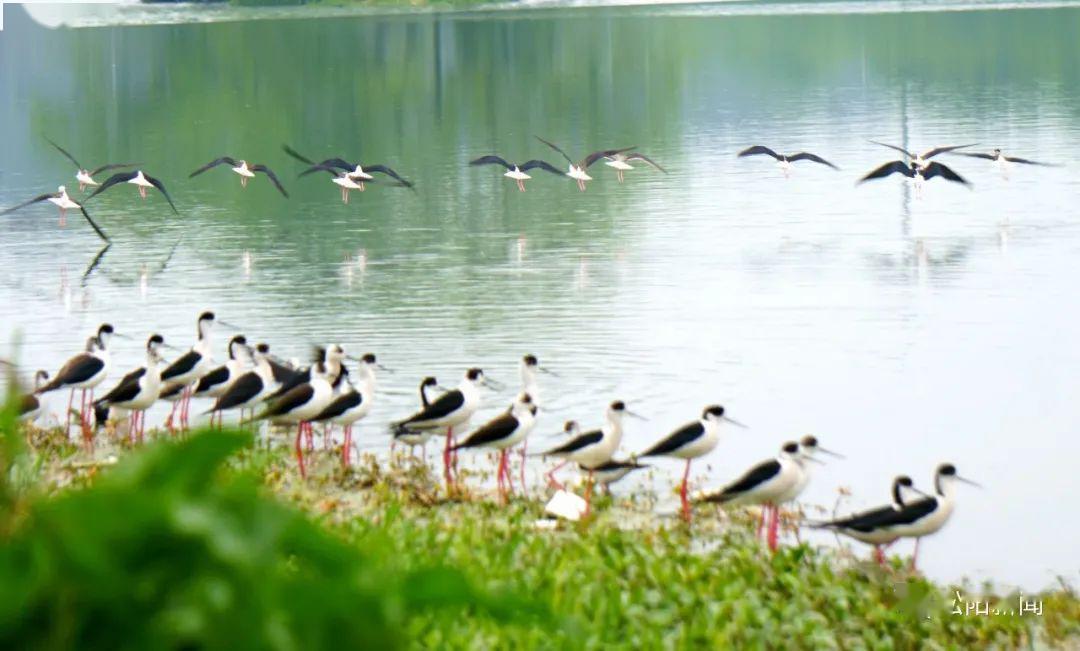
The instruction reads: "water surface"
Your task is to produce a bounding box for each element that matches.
[2,2,1079,589]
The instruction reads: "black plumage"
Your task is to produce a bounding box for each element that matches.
[394,390,465,430]
[194,365,229,393]
[36,354,104,393]
[259,383,315,419]
[207,372,263,413]
[702,459,781,503]
[161,350,202,382]
[314,391,363,421]
[85,170,179,214]
[540,429,603,456]
[97,368,147,406]
[639,421,705,457]
[451,411,520,450]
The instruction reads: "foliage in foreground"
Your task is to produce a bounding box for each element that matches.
[0,405,533,650]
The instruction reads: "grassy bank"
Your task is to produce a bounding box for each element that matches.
[3,417,1079,649]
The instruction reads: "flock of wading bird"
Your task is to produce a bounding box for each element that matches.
[8,311,980,569]
[0,136,1057,243]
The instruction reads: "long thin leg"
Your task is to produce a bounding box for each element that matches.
[767,503,780,552]
[546,460,568,490]
[910,538,920,571]
[443,426,454,491]
[66,389,75,438]
[341,425,352,468]
[295,423,307,479]
[519,443,527,494]
[583,471,594,518]
[617,170,624,182]
[874,545,885,566]
[516,179,525,192]
[680,459,692,523]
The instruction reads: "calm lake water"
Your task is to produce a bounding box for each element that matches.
[2,2,1079,589]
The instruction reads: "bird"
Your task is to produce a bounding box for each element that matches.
[191,335,252,427]
[869,141,975,167]
[17,370,51,421]
[534,136,637,191]
[536,400,643,516]
[283,145,414,191]
[880,463,980,570]
[858,160,971,195]
[581,459,648,492]
[46,138,137,192]
[468,155,564,192]
[84,169,179,214]
[35,323,115,445]
[772,435,843,541]
[0,186,110,242]
[392,368,494,490]
[252,349,343,480]
[811,475,928,566]
[637,405,746,522]
[451,393,538,499]
[390,376,445,459]
[516,353,556,489]
[204,343,279,424]
[189,157,289,197]
[601,151,667,182]
[160,311,218,432]
[311,353,384,468]
[93,334,166,444]
[419,376,445,408]
[737,146,838,175]
[951,148,1055,177]
[696,441,809,552]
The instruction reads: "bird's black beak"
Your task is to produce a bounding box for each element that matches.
[816,446,845,459]
[723,415,748,428]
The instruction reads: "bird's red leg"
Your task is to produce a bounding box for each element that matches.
[545,460,567,490]
[910,539,920,571]
[767,504,780,552]
[519,443,527,493]
[295,423,307,479]
[59,207,67,227]
[680,459,692,523]
[66,389,75,437]
[139,186,147,199]
[517,179,525,192]
[874,546,885,566]
[443,427,453,491]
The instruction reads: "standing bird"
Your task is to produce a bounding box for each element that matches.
[637,405,746,522]
[451,393,538,500]
[468,155,564,192]
[696,441,808,552]
[160,311,218,432]
[391,376,444,459]
[205,343,279,425]
[191,335,252,427]
[737,146,838,176]
[18,371,51,422]
[858,160,971,195]
[772,435,843,541]
[36,323,115,445]
[0,186,110,241]
[534,136,637,191]
[883,463,980,570]
[391,368,494,491]
[516,354,556,489]
[46,138,137,191]
[93,334,166,444]
[811,475,928,566]
[253,357,337,480]
[189,157,289,197]
[602,151,667,182]
[537,400,643,516]
[869,141,975,167]
[951,148,1055,178]
[84,169,179,214]
[312,353,384,468]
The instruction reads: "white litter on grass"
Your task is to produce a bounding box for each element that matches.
[544,489,587,521]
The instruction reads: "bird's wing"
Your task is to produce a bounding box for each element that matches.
[89,162,140,176]
[868,141,916,159]
[194,365,229,393]
[189,157,239,178]
[737,145,781,160]
[922,144,976,159]
[469,155,513,169]
[84,171,139,202]
[251,164,289,197]
[583,146,637,169]
[396,390,466,428]
[161,350,201,382]
[282,144,316,166]
[364,164,414,188]
[625,152,668,172]
[922,162,971,186]
[640,421,704,457]
[208,372,262,412]
[1005,155,1054,166]
[519,159,565,176]
[78,206,110,243]
[269,359,302,385]
[953,152,996,161]
[315,158,356,171]
[534,136,575,165]
[452,412,519,450]
[259,383,316,419]
[46,138,82,169]
[869,497,938,528]
[37,353,104,392]
[788,152,839,170]
[704,459,782,502]
[143,173,179,214]
[313,391,362,421]
[857,160,912,184]
[297,163,344,178]
[540,430,603,456]
[98,368,146,404]
[0,193,57,216]
[812,504,898,532]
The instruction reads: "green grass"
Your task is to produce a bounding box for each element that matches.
[2,411,1078,649]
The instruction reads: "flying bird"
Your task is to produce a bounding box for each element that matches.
[46,138,137,191]
[737,146,838,175]
[858,160,971,194]
[189,157,288,197]
[869,141,975,166]
[468,155,564,192]
[602,151,667,182]
[84,170,179,214]
[951,148,1055,178]
[0,186,110,242]
[534,136,636,191]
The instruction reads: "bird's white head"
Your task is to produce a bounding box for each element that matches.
[58,185,67,194]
